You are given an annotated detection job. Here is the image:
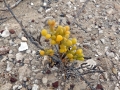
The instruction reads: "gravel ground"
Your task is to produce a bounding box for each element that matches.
[0,0,120,90]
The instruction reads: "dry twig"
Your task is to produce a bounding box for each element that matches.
[0,0,23,11]
[73,0,90,33]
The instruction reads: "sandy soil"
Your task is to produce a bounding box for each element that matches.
[0,0,120,90]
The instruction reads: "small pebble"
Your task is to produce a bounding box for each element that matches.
[18,42,28,51]
[21,37,27,41]
[31,2,34,5]
[32,84,39,90]
[1,29,10,37]
[80,0,86,2]
[42,77,48,84]
[9,29,15,34]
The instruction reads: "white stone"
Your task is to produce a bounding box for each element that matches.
[51,66,58,71]
[23,77,27,81]
[32,84,39,90]
[32,50,36,55]
[45,8,51,13]
[107,8,114,14]
[16,53,24,61]
[18,85,22,89]
[100,39,105,44]
[1,28,10,37]
[13,85,19,90]
[26,49,31,53]
[18,42,28,51]
[99,30,103,33]
[9,39,14,45]
[80,0,86,2]
[114,87,119,90]
[97,51,102,56]
[118,72,120,77]
[118,19,120,22]
[42,77,48,84]
[6,61,14,71]
[31,2,34,5]
[42,56,48,65]
[85,59,97,68]
[103,72,109,81]
[74,7,77,10]
[115,54,119,60]
[21,37,27,41]
[43,2,47,6]
[105,46,109,52]
[106,51,114,58]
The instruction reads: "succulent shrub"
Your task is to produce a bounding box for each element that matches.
[39,20,84,64]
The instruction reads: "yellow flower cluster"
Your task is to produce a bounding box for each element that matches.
[39,20,84,61]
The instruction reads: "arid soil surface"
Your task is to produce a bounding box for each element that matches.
[0,0,120,90]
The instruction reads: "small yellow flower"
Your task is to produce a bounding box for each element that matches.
[64,26,70,31]
[45,34,51,39]
[50,40,56,45]
[41,29,47,36]
[56,35,63,42]
[40,50,45,56]
[48,20,56,27]
[76,49,83,54]
[71,38,77,44]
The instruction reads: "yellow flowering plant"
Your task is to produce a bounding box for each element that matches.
[39,20,84,64]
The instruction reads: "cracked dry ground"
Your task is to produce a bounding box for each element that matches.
[0,0,120,90]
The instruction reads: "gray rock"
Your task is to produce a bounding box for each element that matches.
[106,51,115,58]
[38,7,43,13]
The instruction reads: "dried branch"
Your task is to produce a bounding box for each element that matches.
[76,0,90,18]
[0,0,23,11]
[73,0,90,33]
